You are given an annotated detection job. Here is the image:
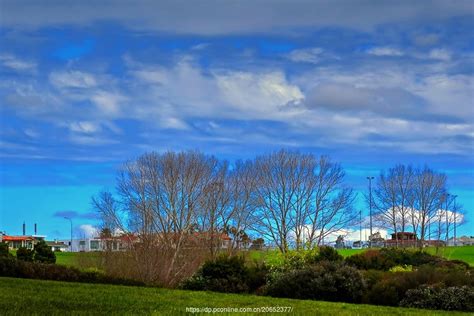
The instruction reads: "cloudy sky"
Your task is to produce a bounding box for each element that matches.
[0,0,473,239]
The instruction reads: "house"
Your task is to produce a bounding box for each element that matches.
[60,234,139,252]
[46,240,69,252]
[447,236,474,246]
[1,234,46,250]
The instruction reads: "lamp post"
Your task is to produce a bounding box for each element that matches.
[64,217,73,252]
[445,193,450,244]
[367,176,374,247]
[453,195,458,246]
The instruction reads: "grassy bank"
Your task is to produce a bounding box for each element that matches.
[0,277,470,315]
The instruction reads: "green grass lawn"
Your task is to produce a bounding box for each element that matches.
[0,277,469,315]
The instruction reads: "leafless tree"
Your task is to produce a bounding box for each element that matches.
[305,157,356,247]
[372,165,415,247]
[252,150,355,253]
[412,166,446,248]
[225,160,258,253]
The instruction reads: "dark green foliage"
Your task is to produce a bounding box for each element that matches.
[364,265,474,307]
[0,243,9,257]
[308,246,343,263]
[33,240,56,264]
[266,261,366,303]
[16,247,34,262]
[181,255,254,293]
[400,285,474,311]
[345,248,442,270]
[0,257,143,286]
[246,262,269,293]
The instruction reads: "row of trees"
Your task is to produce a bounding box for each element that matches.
[92,150,463,284]
[92,150,356,284]
[372,164,463,247]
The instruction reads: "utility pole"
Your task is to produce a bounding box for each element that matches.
[359,209,362,245]
[367,176,374,247]
[445,193,450,244]
[64,217,73,252]
[453,195,458,246]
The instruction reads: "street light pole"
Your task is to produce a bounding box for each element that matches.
[367,176,374,247]
[445,193,450,244]
[64,217,73,252]
[453,195,458,246]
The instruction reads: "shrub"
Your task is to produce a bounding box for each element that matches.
[389,265,412,272]
[0,243,9,258]
[246,262,269,293]
[34,240,56,264]
[266,261,366,303]
[346,248,447,271]
[16,247,34,262]
[365,265,474,306]
[307,246,343,264]
[400,285,474,311]
[181,255,250,293]
[345,249,395,270]
[0,257,143,286]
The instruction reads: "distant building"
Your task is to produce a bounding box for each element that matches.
[1,234,46,250]
[447,236,474,246]
[46,240,69,252]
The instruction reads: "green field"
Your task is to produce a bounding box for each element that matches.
[0,277,469,315]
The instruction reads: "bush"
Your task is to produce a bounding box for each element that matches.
[0,243,9,258]
[365,265,474,306]
[400,285,474,311]
[246,262,269,293]
[266,261,366,303]
[345,249,396,270]
[307,246,343,264]
[16,247,34,262]
[346,248,445,271]
[34,240,56,264]
[0,257,143,286]
[181,255,251,293]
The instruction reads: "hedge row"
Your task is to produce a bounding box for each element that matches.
[0,257,143,286]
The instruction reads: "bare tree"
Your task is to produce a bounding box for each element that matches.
[252,151,355,253]
[226,160,258,253]
[252,150,314,253]
[412,166,446,248]
[306,157,355,247]
[372,165,414,247]
[93,151,222,286]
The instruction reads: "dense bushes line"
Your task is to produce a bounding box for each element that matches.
[180,247,474,312]
[345,248,469,271]
[0,257,143,286]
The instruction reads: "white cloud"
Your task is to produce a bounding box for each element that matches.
[67,121,101,134]
[0,54,36,72]
[78,224,99,238]
[91,91,125,117]
[366,47,404,57]
[287,47,323,64]
[49,70,98,89]
[129,57,304,123]
[428,48,451,61]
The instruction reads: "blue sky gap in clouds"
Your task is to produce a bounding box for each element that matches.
[0,0,473,239]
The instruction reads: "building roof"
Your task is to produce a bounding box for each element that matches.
[2,235,34,241]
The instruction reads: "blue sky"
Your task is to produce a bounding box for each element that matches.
[0,1,473,239]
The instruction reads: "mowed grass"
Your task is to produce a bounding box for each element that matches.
[0,277,470,316]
